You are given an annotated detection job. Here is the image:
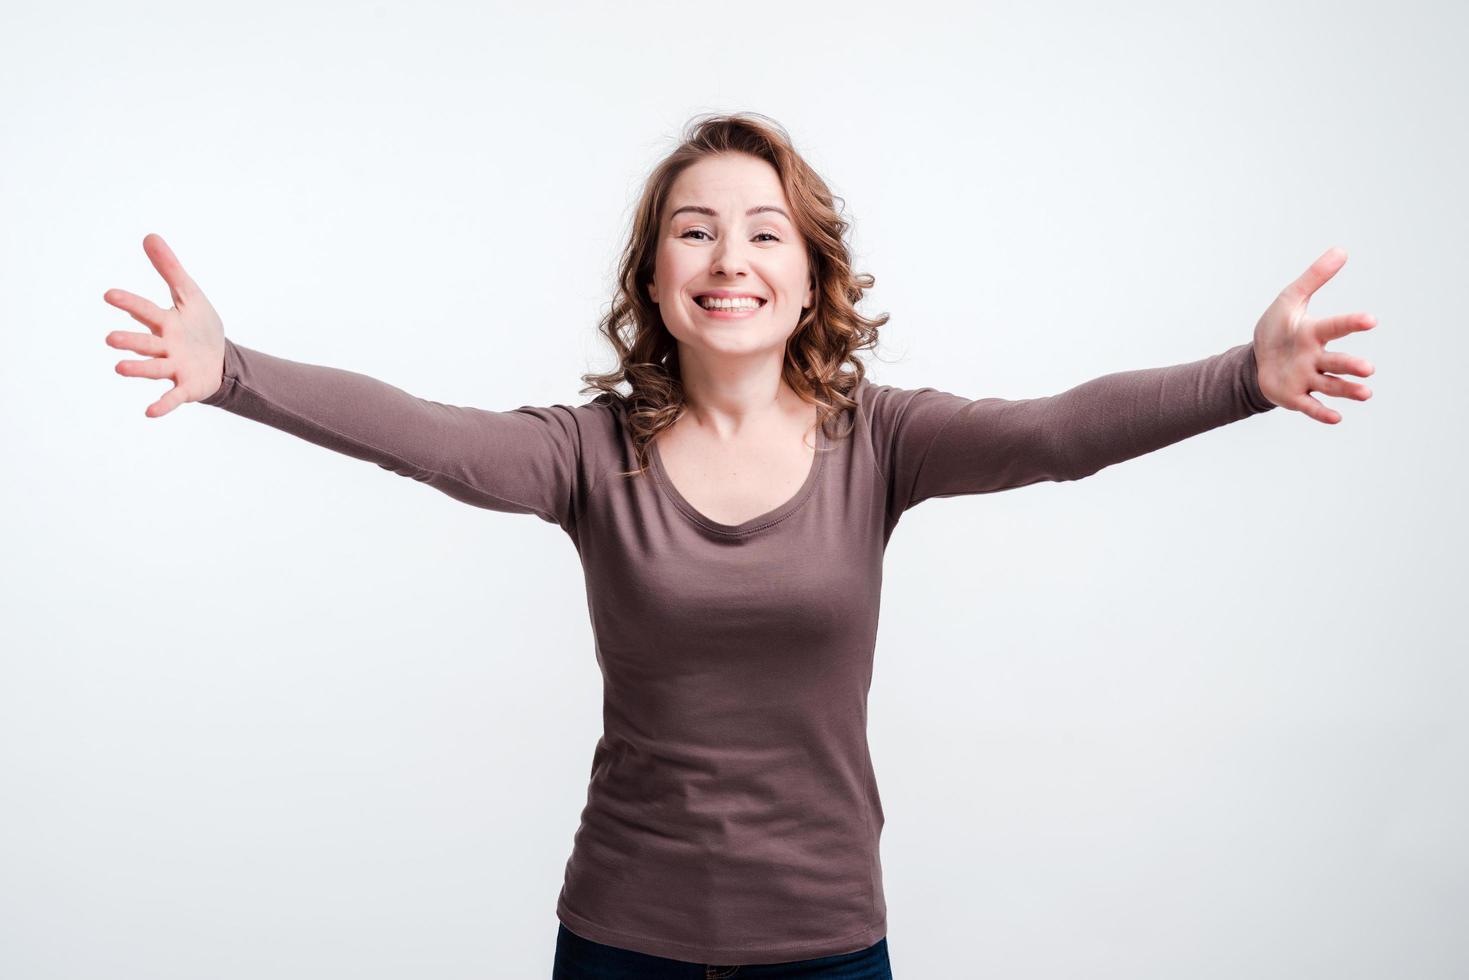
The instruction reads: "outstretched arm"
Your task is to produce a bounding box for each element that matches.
[105,233,590,531]
[897,341,1275,513]
[198,338,586,528]
[877,247,1379,529]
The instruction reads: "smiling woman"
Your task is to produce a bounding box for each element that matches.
[650,153,807,351]
[105,109,1374,979]
[580,113,891,481]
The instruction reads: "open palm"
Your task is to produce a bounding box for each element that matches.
[1252,247,1378,424]
[103,234,226,418]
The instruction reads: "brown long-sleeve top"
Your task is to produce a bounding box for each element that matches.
[200,337,1275,964]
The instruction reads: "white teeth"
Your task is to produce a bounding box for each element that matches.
[698,296,763,310]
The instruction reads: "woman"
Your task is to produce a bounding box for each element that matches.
[102,112,1376,979]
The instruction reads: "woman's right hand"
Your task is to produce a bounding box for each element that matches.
[104,233,228,418]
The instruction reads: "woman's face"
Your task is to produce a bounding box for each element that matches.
[648,152,813,364]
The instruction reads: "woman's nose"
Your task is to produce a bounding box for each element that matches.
[709,241,750,275]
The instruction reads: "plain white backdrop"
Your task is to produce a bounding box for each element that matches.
[2,0,1464,976]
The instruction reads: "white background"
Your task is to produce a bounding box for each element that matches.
[2,0,1464,976]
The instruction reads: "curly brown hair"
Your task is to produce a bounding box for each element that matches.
[578,111,890,478]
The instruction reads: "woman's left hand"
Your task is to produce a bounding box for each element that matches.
[1252,247,1378,424]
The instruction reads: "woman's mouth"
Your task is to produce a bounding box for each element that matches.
[694,295,767,319]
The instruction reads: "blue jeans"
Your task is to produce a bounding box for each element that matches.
[552,923,894,979]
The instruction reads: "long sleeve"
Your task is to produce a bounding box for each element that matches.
[868,341,1276,532]
[199,337,604,533]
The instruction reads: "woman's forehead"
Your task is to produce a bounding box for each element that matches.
[671,154,784,204]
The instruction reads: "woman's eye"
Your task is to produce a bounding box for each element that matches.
[680,230,780,242]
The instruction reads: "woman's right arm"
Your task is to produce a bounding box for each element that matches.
[199,337,585,527]
[105,234,589,531]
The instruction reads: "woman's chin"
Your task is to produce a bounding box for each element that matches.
[678,331,785,359]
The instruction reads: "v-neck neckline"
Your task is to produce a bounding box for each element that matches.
[649,418,827,537]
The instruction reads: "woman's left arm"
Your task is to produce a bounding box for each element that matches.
[1251,246,1377,424]
[886,247,1379,520]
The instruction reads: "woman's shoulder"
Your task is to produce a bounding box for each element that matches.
[572,389,627,424]
[559,389,625,431]
[844,372,926,421]
[551,389,632,461]
[844,372,972,450]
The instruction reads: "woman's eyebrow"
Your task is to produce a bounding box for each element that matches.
[670,204,790,221]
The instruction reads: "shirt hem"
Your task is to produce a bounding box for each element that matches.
[554,899,887,966]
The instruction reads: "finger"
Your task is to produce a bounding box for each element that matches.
[1318,350,1375,378]
[1294,392,1342,424]
[1282,246,1347,305]
[1312,372,1373,402]
[103,288,170,335]
[116,356,173,380]
[105,329,167,357]
[142,233,201,307]
[1311,311,1377,344]
[145,382,187,419]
